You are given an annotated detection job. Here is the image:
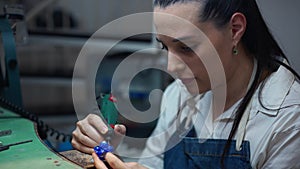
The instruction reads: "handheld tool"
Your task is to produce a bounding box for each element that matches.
[94,93,119,160]
[0,139,32,152]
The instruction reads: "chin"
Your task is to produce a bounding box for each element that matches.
[185,82,210,95]
[185,84,202,95]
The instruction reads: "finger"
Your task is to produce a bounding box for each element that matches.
[76,120,104,143]
[110,125,126,149]
[114,124,126,135]
[92,152,108,169]
[105,152,128,169]
[126,162,143,168]
[87,114,109,135]
[71,138,94,154]
[72,128,99,148]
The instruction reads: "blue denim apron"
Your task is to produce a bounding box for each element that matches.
[164,128,252,169]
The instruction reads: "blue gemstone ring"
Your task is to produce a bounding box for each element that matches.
[94,141,114,160]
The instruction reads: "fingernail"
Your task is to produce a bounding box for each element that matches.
[115,125,121,133]
[101,126,108,134]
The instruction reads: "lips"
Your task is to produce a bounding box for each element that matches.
[179,77,195,85]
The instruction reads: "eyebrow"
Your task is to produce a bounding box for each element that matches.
[155,37,162,42]
[155,35,194,44]
[172,36,194,43]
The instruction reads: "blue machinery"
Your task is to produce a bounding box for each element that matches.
[0,5,23,107]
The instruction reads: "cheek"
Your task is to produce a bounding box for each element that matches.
[185,55,209,78]
[211,35,233,64]
[213,43,234,79]
[189,47,212,75]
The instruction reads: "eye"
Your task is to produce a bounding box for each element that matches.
[181,46,193,52]
[156,38,168,51]
[161,43,168,51]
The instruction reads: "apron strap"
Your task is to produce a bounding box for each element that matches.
[236,58,257,151]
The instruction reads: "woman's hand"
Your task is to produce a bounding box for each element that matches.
[72,114,126,154]
[92,152,148,169]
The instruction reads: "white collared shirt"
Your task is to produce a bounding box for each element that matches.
[138,65,300,169]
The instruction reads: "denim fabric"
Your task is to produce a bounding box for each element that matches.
[164,129,252,169]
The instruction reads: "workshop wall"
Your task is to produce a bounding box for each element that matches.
[18,0,156,115]
[258,0,300,73]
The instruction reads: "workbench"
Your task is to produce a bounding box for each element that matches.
[0,107,93,168]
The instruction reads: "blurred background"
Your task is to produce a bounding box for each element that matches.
[0,0,169,153]
[0,0,299,153]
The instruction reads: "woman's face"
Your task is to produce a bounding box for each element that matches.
[154,2,234,94]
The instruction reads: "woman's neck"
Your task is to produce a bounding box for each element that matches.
[224,51,254,112]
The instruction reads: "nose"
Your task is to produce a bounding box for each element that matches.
[167,52,185,73]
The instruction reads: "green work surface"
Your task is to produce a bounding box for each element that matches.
[0,107,82,169]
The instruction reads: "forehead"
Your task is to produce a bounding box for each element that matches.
[154,2,206,40]
[154,2,201,22]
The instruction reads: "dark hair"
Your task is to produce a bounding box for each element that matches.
[154,0,300,167]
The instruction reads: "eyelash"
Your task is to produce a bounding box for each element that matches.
[161,43,168,50]
[180,46,193,52]
[156,39,194,53]
[160,43,194,53]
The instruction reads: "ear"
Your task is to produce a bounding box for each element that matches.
[230,12,247,46]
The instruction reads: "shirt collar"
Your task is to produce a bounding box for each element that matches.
[253,65,295,115]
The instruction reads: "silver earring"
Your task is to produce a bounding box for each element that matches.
[233,46,238,55]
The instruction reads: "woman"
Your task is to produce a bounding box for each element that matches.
[72,0,300,168]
